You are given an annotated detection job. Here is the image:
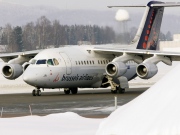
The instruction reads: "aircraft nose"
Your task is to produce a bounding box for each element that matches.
[23,69,36,86]
[23,73,30,83]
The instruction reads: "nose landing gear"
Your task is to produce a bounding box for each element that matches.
[32,89,41,96]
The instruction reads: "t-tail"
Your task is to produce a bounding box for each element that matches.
[134,1,180,50]
[108,1,180,50]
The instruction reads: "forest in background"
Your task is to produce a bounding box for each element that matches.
[0,16,173,52]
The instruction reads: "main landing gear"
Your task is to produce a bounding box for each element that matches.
[104,76,128,94]
[64,88,78,95]
[32,89,41,96]
[111,86,125,94]
[111,87,125,94]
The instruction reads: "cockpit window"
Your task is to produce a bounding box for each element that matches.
[53,58,59,65]
[47,59,54,66]
[30,59,36,65]
[36,59,47,64]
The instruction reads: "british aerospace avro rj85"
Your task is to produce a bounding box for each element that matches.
[1,1,180,96]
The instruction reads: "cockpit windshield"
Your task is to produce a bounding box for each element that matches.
[36,59,47,64]
[36,58,59,66]
[47,59,54,65]
[53,58,59,65]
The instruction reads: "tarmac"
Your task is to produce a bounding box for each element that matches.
[0,87,148,118]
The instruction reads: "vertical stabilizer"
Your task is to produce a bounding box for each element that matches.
[136,1,164,50]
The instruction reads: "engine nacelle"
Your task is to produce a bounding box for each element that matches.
[136,63,158,79]
[2,64,23,80]
[106,62,127,77]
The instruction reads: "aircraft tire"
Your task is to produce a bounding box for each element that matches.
[32,90,36,96]
[37,90,41,96]
[115,86,125,94]
[118,87,125,94]
[64,89,70,94]
[111,90,117,94]
[70,88,78,94]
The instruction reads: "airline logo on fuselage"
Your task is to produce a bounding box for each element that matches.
[53,74,60,82]
[61,74,93,81]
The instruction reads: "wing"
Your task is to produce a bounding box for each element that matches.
[93,47,180,61]
[0,50,41,63]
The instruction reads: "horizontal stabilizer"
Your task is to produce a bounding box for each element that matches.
[151,2,180,7]
[108,6,145,8]
[108,2,180,8]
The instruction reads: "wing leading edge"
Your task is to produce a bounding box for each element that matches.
[93,47,180,61]
[0,50,41,63]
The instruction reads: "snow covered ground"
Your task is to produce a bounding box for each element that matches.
[0,112,103,135]
[96,63,180,135]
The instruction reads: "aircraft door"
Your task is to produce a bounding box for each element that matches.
[60,53,72,75]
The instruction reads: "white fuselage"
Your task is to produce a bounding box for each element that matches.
[23,45,137,89]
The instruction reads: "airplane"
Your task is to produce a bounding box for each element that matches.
[1,1,180,96]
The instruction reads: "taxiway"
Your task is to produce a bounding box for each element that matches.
[0,88,148,118]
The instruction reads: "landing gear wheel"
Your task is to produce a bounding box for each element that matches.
[37,90,41,96]
[64,89,70,94]
[119,88,125,94]
[117,87,125,94]
[70,88,78,94]
[32,89,36,96]
[111,90,117,94]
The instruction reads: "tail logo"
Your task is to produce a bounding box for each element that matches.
[142,10,155,49]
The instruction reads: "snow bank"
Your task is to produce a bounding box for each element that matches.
[0,112,102,135]
[96,63,180,135]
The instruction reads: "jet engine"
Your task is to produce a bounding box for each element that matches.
[105,62,127,77]
[2,64,23,80]
[22,62,30,71]
[136,63,158,79]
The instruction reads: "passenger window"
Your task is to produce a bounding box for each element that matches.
[90,61,92,64]
[53,58,59,65]
[78,61,80,65]
[92,61,94,64]
[47,59,54,66]
[36,59,47,65]
[84,61,86,65]
[81,61,83,65]
[87,61,89,64]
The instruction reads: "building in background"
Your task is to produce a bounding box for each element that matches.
[159,34,180,51]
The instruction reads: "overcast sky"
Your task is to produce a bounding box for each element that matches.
[1,0,180,33]
[2,0,180,11]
